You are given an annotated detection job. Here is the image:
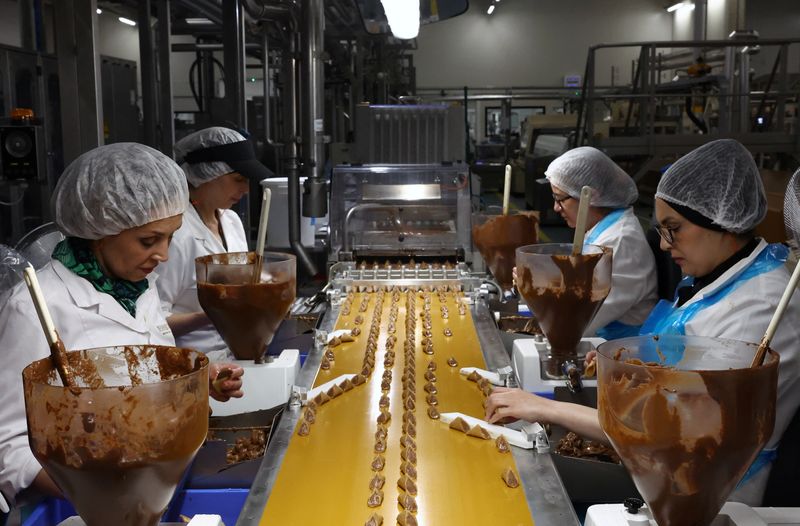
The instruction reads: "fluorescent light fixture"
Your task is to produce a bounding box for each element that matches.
[667,2,695,12]
[118,16,136,26]
[380,0,420,39]
[96,8,102,14]
[185,17,213,24]
[487,4,495,14]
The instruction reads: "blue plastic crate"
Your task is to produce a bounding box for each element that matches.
[23,488,249,526]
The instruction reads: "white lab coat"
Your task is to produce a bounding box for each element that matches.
[584,207,658,336]
[669,240,800,505]
[155,206,248,361]
[0,260,174,504]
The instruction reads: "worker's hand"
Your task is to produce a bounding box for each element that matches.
[209,363,244,402]
[584,350,597,378]
[512,266,518,286]
[484,387,554,425]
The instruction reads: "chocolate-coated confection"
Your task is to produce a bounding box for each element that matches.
[329,336,341,348]
[397,475,417,496]
[401,447,417,464]
[340,378,353,391]
[379,395,390,408]
[374,439,387,453]
[364,513,383,526]
[467,371,481,382]
[367,489,383,507]
[496,435,510,453]
[297,420,310,436]
[354,315,364,325]
[353,374,366,386]
[427,361,437,371]
[400,461,417,479]
[447,357,458,367]
[481,384,494,397]
[427,407,440,420]
[423,382,437,394]
[404,397,416,411]
[400,435,416,450]
[449,417,470,433]
[320,357,330,370]
[398,493,417,513]
[369,473,386,490]
[403,423,417,438]
[377,410,391,424]
[425,395,438,406]
[423,346,434,355]
[305,399,317,411]
[424,371,436,382]
[375,427,388,441]
[443,328,453,337]
[397,511,418,526]
[316,391,330,405]
[303,408,315,424]
[381,380,391,391]
[466,425,491,440]
[402,412,416,426]
[325,349,335,361]
[371,455,385,471]
[352,327,361,336]
[502,468,520,488]
[327,384,343,398]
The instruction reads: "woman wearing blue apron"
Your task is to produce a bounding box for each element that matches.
[543,147,657,339]
[488,140,800,507]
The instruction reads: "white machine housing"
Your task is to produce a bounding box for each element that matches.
[511,337,605,394]
[585,502,800,526]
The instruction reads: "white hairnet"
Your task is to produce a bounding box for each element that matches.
[53,143,188,239]
[656,139,766,234]
[786,168,800,247]
[174,127,246,186]
[545,146,638,207]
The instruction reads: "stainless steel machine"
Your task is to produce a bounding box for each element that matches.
[328,163,473,264]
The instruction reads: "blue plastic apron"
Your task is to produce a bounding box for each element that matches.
[639,243,789,486]
[584,208,641,339]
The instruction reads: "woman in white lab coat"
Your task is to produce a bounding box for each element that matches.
[155,127,272,361]
[489,139,800,506]
[543,146,657,338]
[0,144,243,506]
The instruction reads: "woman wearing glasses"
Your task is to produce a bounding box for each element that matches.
[544,146,657,339]
[489,139,800,505]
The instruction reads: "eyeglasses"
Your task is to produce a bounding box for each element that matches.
[552,194,573,206]
[655,223,681,245]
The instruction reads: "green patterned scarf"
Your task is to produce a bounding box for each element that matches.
[52,237,149,317]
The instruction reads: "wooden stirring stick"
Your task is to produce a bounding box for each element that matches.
[502,164,512,216]
[751,261,800,367]
[23,266,79,393]
[571,186,593,256]
[252,186,272,283]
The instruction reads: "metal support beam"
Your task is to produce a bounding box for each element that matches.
[139,0,158,147]
[54,0,103,164]
[223,0,247,129]
[157,0,174,155]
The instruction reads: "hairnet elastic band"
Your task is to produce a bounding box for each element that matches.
[663,199,728,233]
[183,140,255,164]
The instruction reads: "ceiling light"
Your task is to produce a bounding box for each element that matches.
[96,8,102,14]
[667,2,694,12]
[380,0,420,40]
[487,4,495,14]
[185,17,213,24]
[118,16,136,26]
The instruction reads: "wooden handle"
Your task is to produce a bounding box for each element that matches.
[502,164,512,216]
[572,186,593,256]
[23,266,58,346]
[255,187,272,258]
[751,260,800,367]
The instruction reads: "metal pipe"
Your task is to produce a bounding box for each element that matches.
[285,31,318,276]
[262,29,275,145]
[301,0,327,216]
[139,0,158,147]
[157,0,174,155]
[223,0,247,129]
[172,42,260,51]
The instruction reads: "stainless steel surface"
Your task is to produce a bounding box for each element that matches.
[236,293,581,526]
[362,183,441,201]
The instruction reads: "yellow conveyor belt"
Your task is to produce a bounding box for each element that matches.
[260,290,535,525]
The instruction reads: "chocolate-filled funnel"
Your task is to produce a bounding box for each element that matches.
[597,335,778,526]
[23,345,209,526]
[472,212,538,291]
[515,243,611,376]
[196,251,296,363]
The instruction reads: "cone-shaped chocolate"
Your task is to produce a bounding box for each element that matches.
[197,251,296,363]
[472,212,538,290]
[597,335,778,526]
[23,345,209,526]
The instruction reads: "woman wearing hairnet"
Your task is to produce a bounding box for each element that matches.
[0,144,244,505]
[544,146,657,338]
[489,139,800,506]
[155,127,272,360]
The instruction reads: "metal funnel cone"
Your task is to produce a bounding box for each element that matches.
[515,243,611,376]
[472,212,538,291]
[23,346,209,526]
[196,251,296,363]
[597,335,778,526]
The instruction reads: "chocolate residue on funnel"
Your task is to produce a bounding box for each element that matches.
[198,277,295,363]
[23,345,209,526]
[472,214,538,290]
[598,343,778,526]
[517,252,608,376]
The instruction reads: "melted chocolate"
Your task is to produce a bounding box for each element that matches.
[472,213,539,290]
[198,277,296,363]
[598,349,778,526]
